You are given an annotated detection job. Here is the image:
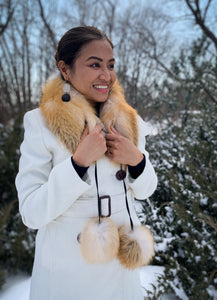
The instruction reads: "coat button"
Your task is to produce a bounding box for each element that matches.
[116,170,126,180]
[62,93,71,102]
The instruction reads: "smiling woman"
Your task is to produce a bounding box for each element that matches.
[58,39,116,106]
[15,26,158,300]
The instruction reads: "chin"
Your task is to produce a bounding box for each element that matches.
[98,97,109,103]
[88,97,109,106]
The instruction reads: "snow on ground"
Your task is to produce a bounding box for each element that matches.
[0,275,31,300]
[0,266,164,300]
[140,265,165,297]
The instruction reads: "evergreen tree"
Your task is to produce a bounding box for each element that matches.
[0,119,35,289]
[142,34,217,299]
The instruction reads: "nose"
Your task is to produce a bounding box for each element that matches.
[99,68,111,81]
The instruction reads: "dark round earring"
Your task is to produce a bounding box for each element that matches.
[62,93,71,102]
[62,83,71,102]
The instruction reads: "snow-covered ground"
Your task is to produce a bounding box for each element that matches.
[0,275,31,300]
[0,266,164,300]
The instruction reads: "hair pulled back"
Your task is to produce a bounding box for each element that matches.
[55,26,113,69]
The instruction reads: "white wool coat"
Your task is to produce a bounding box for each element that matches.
[15,107,157,300]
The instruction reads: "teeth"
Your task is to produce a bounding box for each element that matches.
[94,85,108,89]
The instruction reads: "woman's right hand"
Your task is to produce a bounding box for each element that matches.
[73,124,107,167]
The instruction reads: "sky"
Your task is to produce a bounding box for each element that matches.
[118,0,216,46]
[55,0,215,52]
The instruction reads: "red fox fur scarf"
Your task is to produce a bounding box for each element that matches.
[40,73,138,154]
[39,73,154,270]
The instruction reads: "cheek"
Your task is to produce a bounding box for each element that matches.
[69,72,89,91]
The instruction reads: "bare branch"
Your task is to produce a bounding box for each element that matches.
[185,0,217,51]
[0,0,16,36]
[203,86,217,104]
[37,0,56,49]
[100,0,117,38]
[204,0,212,20]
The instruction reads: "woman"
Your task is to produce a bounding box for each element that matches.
[16,26,157,300]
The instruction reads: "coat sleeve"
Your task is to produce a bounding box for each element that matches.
[15,110,91,230]
[126,116,158,200]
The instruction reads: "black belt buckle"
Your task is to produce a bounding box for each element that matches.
[99,195,111,217]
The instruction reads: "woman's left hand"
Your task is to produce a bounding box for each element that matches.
[105,126,144,166]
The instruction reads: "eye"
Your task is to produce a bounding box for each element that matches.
[108,63,115,70]
[89,62,100,68]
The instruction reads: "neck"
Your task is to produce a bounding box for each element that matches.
[95,103,101,117]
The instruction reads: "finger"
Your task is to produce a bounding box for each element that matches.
[93,124,103,134]
[105,133,116,141]
[110,126,121,136]
[106,141,116,148]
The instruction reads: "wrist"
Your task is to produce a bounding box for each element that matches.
[128,154,146,179]
[128,151,144,167]
[73,153,90,168]
[71,157,89,178]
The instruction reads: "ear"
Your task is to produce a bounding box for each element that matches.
[58,60,71,81]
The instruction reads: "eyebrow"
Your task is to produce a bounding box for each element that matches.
[86,56,115,62]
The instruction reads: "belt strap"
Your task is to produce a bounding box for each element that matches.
[94,162,134,230]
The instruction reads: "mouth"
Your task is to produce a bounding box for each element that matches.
[93,84,110,93]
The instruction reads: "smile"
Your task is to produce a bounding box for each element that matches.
[93,85,109,89]
[93,84,109,93]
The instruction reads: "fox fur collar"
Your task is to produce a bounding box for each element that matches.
[40,73,138,154]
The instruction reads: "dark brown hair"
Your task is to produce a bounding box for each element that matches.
[55,26,113,69]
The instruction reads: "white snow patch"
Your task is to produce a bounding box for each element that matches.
[0,267,166,300]
[169,281,188,300]
[200,197,208,206]
[155,237,176,252]
[0,275,31,300]
[140,265,165,297]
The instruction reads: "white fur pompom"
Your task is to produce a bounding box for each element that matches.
[117,225,154,270]
[79,217,119,264]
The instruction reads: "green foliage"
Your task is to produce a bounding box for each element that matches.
[0,269,5,291]
[0,119,35,289]
[152,35,217,127]
[144,112,217,299]
[139,29,217,298]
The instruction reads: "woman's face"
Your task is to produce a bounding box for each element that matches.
[65,40,116,106]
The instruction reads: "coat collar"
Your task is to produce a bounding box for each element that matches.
[40,72,138,154]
